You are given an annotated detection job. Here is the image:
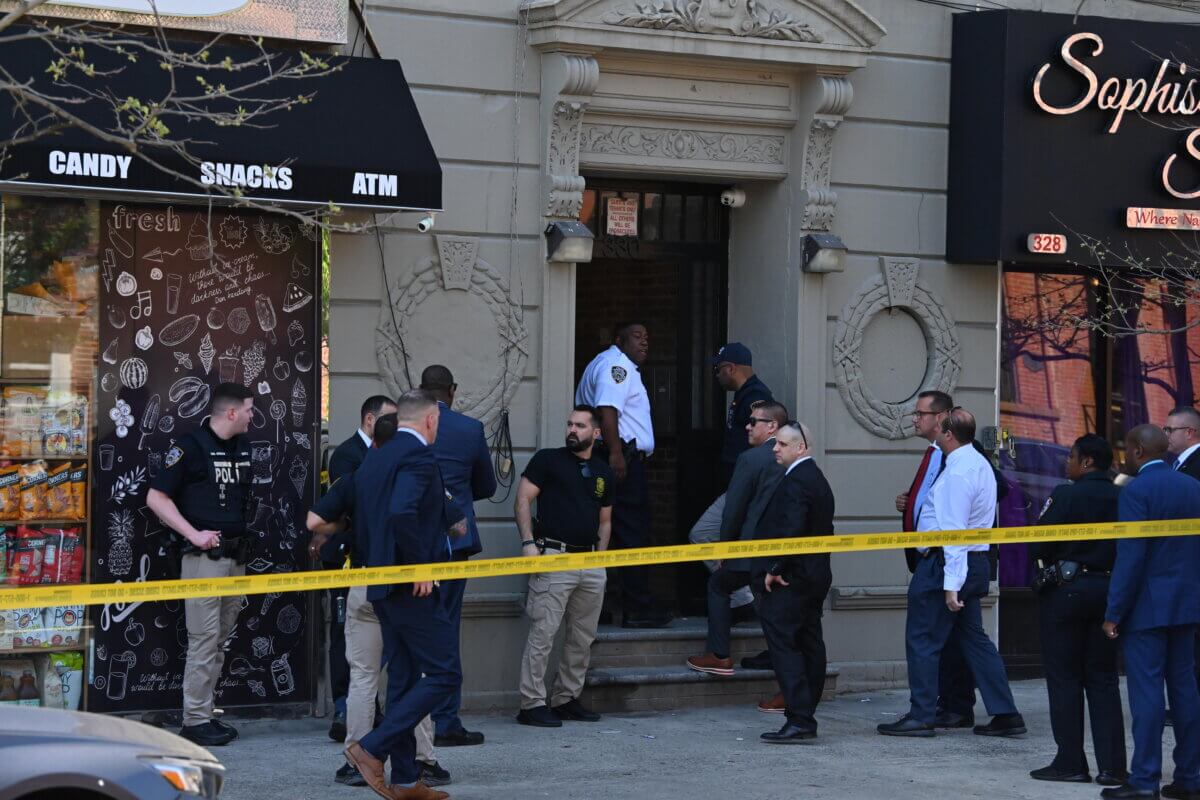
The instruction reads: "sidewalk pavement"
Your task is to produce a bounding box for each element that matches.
[216,678,1173,800]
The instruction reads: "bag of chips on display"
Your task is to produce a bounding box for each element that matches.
[0,466,20,520]
[69,463,86,519]
[18,461,47,520]
[43,463,71,518]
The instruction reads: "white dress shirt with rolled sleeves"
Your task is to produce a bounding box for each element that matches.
[916,443,997,592]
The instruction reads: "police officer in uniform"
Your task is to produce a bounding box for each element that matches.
[147,383,256,747]
[1028,433,1127,786]
[575,322,670,629]
[513,405,612,727]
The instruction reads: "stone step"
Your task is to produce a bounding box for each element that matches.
[580,664,839,714]
[588,619,767,670]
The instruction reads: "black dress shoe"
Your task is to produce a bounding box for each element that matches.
[973,713,1027,737]
[1163,783,1200,800]
[621,611,673,629]
[334,762,367,787]
[516,705,562,728]
[741,650,772,670]
[761,722,817,743]
[552,698,601,722]
[179,721,236,747]
[1101,785,1160,799]
[933,710,975,729]
[210,717,239,740]
[1099,773,1133,788]
[877,715,935,737]
[1030,765,1090,783]
[418,760,452,787]
[434,727,485,746]
[328,710,346,743]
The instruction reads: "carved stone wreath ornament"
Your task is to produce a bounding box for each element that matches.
[832,258,961,440]
[375,236,529,428]
[605,0,824,42]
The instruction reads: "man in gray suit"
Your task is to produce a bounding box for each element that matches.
[687,400,789,676]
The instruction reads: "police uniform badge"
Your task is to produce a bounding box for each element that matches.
[165,445,184,469]
[594,476,606,499]
[1039,496,1053,520]
[611,365,627,384]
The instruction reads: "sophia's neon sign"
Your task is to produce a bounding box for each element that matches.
[1033,31,1200,199]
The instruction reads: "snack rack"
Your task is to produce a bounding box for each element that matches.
[0,372,94,711]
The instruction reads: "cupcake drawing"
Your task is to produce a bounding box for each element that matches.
[186,215,214,261]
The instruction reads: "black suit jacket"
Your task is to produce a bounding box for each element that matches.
[1177,448,1200,482]
[319,431,370,566]
[751,458,835,598]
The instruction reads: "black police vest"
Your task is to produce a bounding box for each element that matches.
[175,426,253,535]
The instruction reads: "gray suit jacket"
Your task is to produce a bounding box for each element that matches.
[720,438,784,572]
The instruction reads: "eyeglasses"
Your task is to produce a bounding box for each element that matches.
[713,363,733,373]
[1163,425,1196,435]
[747,417,773,427]
[912,409,940,418]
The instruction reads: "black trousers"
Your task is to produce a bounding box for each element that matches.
[1038,573,1126,776]
[328,587,350,706]
[598,443,653,616]
[754,580,826,731]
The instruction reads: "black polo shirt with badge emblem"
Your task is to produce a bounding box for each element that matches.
[522,447,614,547]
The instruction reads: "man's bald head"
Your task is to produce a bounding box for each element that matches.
[1125,423,1169,472]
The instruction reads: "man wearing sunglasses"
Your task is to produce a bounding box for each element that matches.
[687,400,787,680]
[513,405,613,728]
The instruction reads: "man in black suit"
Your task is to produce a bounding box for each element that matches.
[752,421,835,743]
[321,394,397,744]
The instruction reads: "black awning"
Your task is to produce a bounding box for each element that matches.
[0,35,440,212]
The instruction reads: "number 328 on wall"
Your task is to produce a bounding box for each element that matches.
[1026,233,1067,255]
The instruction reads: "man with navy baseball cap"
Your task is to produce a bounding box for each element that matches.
[711,342,773,485]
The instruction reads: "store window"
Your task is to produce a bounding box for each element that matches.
[0,195,99,710]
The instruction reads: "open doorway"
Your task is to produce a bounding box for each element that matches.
[573,179,729,614]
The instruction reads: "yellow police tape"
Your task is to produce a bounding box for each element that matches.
[1,518,1198,611]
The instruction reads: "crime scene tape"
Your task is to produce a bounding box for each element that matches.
[1,517,1197,611]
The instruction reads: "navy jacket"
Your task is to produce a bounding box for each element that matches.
[356,431,449,601]
[1176,448,1200,483]
[318,431,370,566]
[432,402,496,556]
[1105,461,1200,632]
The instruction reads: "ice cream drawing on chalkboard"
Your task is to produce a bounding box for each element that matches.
[198,333,215,374]
[254,294,278,344]
[186,216,214,261]
[290,379,307,427]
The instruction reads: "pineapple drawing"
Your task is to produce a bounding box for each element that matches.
[107,509,135,576]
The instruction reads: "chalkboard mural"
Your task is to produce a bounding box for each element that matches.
[87,205,318,712]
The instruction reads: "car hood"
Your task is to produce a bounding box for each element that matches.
[2,707,218,762]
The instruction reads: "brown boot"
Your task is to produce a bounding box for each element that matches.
[757,692,786,713]
[345,742,391,800]
[686,653,734,676]
[389,782,450,800]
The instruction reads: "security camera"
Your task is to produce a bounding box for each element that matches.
[417,214,435,233]
[720,188,746,208]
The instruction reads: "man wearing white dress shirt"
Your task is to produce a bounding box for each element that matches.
[878,407,1026,738]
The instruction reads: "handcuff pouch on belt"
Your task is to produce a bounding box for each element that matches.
[1032,559,1080,594]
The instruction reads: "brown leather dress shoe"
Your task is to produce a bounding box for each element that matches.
[687,653,734,676]
[758,693,786,713]
[345,742,391,800]
[389,782,450,800]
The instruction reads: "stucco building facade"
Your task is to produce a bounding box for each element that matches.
[327,0,1198,710]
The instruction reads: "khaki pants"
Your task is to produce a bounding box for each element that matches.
[519,554,606,710]
[181,554,245,727]
[344,585,435,763]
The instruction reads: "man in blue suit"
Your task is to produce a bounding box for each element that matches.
[1102,424,1200,800]
[345,389,455,800]
[419,365,497,747]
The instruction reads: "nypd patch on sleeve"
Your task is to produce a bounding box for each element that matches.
[1039,496,1053,519]
[610,365,627,384]
[165,445,184,468]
